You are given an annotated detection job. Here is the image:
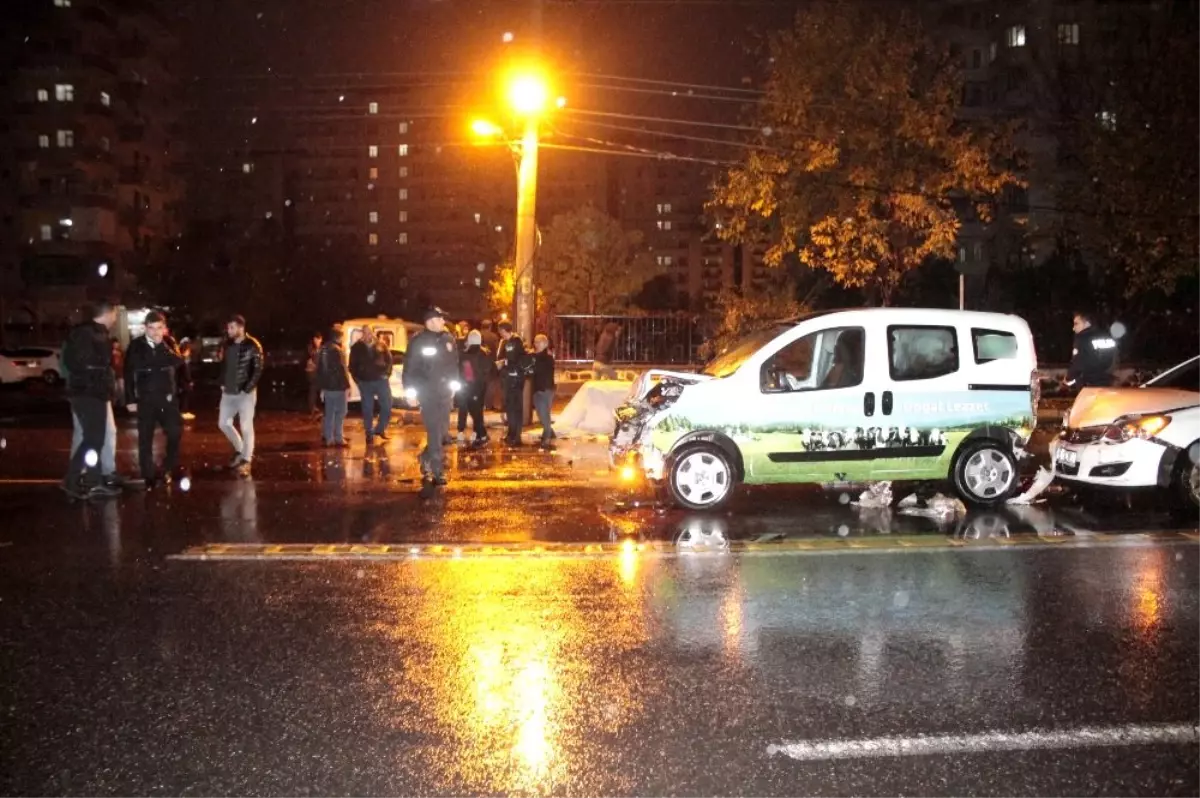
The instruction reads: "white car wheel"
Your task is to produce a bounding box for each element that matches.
[953,442,1017,506]
[668,445,734,511]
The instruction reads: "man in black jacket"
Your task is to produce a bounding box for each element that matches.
[218,314,264,477]
[402,307,460,487]
[348,324,394,446]
[1066,311,1118,390]
[62,300,121,499]
[496,321,528,446]
[125,310,185,486]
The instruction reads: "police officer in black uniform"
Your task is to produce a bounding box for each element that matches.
[402,307,460,487]
[496,321,528,446]
[1066,310,1118,390]
[124,310,185,487]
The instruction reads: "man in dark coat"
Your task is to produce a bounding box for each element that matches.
[402,307,460,486]
[1066,311,1118,390]
[124,310,185,487]
[496,321,528,446]
[62,300,121,499]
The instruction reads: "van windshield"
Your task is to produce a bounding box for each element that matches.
[702,325,789,378]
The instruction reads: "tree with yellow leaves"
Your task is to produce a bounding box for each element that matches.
[711,2,1020,305]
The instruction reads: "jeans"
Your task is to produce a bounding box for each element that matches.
[136,395,183,480]
[358,379,392,437]
[419,398,451,478]
[322,389,348,444]
[71,401,116,475]
[533,389,554,441]
[218,389,257,462]
[66,396,109,485]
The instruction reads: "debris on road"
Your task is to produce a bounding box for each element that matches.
[853,481,893,508]
[1010,467,1055,505]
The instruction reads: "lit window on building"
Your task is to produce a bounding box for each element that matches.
[398,188,408,201]
[368,144,378,158]
[474,277,482,288]
[369,233,379,246]
[398,232,408,245]
[40,224,52,241]
[37,89,49,102]
[398,122,409,134]
[242,162,254,173]
[56,129,74,147]
[369,166,378,179]
[398,210,408,222]
[55,84,73,101]
[398,166,409,178]
[476,262,486,272]
[1006,25,1026,47]
[657,220,672,231]
[398,144,409,157]
[989,42,998,63]
[1057,23,1080,46]
[369,211,378,224]
[38,134,50,148]
[100,91,110,107]
[1098,110,1117,131]
[369,102,379,114]
[657,203,672,214]
[474,212,481,224]
[54,0,71,7]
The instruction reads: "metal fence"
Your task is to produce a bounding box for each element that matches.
[549,314,702,365]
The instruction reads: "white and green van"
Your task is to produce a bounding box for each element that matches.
[611,309,1039,510]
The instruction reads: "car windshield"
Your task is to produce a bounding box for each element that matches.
[702,325,789,378]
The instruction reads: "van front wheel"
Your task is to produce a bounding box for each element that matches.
[668,444,735,511]
[953,441,1017,506]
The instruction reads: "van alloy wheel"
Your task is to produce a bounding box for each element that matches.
[669,445,734,510]
[954,442,1017,506]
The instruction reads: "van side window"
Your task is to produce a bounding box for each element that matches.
[972,328,1018,363]
[888,326,958,381]
[761,327,864,393]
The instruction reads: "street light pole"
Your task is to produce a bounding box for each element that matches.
[513,116,539,345]
[512,116,539,425]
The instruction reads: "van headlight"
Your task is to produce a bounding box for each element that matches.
[404,387,418,401]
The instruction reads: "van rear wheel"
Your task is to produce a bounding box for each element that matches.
[953,441,1017,507]
[668,444,735,511]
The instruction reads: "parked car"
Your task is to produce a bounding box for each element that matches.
[611,308,1039,510]
[0,346,63,385]
[1051,356,1199,510]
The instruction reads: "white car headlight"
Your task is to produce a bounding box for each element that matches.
[1102,414,1171,443]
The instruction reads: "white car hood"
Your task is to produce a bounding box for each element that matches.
[1067,387,1200,429]
[629,369,713,401]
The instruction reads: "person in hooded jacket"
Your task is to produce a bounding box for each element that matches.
[457,329,492,446]
[316,325,352,447]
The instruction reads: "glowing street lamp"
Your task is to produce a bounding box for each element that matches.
[508,74,549,115]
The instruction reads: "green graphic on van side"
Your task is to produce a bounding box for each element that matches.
[648,390,1034,484]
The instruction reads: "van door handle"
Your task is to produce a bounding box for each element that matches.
[882,391,893,416]
[864,392,875,417]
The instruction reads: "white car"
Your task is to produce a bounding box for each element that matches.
[1052,356,1199,510]
[0,346,63,385]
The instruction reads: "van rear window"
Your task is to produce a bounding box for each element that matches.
[888,326,959,381]
[972,329,1018,363]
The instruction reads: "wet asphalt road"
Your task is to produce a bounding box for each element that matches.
[1,404,1197,795]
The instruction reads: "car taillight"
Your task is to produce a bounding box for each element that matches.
[1102,414,1171,443]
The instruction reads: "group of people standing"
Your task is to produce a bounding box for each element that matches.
[302,307,557,490]
[60,303,260,499]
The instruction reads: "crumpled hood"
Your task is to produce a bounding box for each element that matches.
[1067,386,1200,429]
[629,369,712,401]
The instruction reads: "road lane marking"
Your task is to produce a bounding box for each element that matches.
[767,723,1199,761]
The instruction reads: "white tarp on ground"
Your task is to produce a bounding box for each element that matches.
[555,379,633,437]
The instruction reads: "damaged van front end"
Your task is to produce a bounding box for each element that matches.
[610,373,704,481]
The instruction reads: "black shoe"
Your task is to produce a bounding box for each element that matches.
[540,442,556,451]
[106,474,146,491]
[471,436,490,448]
[366,435,375,447]
[432,475,448,487]
[60,479,87,500]
[229,453,245,468]
[375,430,390,442]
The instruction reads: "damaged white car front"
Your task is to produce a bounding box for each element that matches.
[611,370,710,482]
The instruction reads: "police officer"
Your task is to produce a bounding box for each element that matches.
[1066,310,1118,390]
[124,310,186,487]
[402,307,460,487]
[496,321,528,446]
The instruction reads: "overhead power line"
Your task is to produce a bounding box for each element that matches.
[579,82,763,103]
[572,71,764,95]
[563,107,762,132]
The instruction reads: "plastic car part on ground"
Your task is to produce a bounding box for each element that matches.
[853,481,893,508]
[898,492,968,521]
[1008,467,1055,505]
